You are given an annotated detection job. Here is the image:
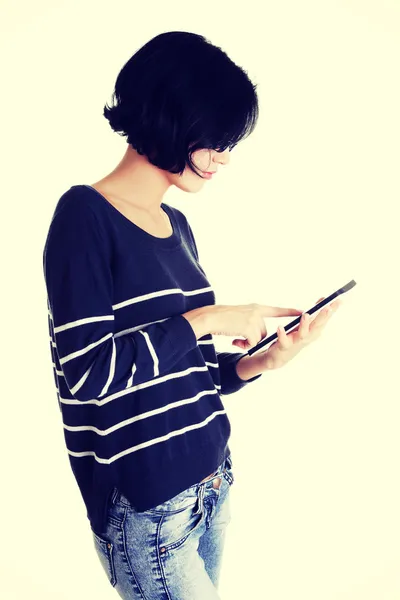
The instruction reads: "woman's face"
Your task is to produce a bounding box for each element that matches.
[168,147,230,193]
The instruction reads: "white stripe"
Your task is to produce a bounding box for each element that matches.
[112,285,213,311]
[52,363,64,376]
[51,309,213,344]
[54,315,114,334]
[50,287,213,334]
[115,320,212,340]
[67,410,226,464]
[114,317,168,338]
[49,337,56,347]
[139,330,159,377]
[60,365,210,405]
[59,332,113,365]
[126,363,137,388]
[64,388,218,433]
[99,339,116,397]
[70,365,93,395]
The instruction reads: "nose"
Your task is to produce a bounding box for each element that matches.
[214,148,230,166]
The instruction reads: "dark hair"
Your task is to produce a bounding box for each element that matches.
[103,31,259,178]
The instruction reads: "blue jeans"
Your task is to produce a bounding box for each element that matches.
[91,454,234,599]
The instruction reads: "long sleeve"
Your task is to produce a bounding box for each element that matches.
[185,220,262,395]
[43,199,198,402]
[216,352,262,395]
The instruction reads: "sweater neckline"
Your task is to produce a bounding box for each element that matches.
[79,184,182,251]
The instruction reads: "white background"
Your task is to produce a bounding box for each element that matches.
[1,0,399,598]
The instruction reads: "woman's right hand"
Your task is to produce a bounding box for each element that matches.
[183,303,304,351]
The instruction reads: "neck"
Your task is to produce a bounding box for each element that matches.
[93,145,172,216]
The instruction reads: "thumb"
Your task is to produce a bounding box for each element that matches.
[232,338,251,349]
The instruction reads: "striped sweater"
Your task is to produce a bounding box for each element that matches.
[43,184,262,535]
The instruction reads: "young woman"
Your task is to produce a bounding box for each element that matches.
[43,30,339,599]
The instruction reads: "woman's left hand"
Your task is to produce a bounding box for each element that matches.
[258,297,341,371]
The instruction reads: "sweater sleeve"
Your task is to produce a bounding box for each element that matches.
[185,220,262,395]
[43,199,198,402]
[216,352,262,395]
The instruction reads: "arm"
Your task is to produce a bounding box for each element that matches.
[43,199,198,402]
[182,307,262,394]
[235,353,266,381]
[216,352,262,394]
[184,221,263,395]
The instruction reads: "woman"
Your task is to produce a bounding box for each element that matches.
[43,31,339,599]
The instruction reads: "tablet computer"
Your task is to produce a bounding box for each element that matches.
[246,279,357,357]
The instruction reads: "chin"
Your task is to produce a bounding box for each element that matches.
[174,175,206,193]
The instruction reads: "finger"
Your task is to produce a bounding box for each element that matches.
[232,338,251,349]
[316,297,341,312]
[233,321,268,349]
[259,305,304,318]
[311,297,325,315]
[277,325,291,349]
[235,317,269,350]
[313,304,334,327]
[249,326,262,349]
[260,321,268,342]
[312,297,332,321]
[298,312,311,340]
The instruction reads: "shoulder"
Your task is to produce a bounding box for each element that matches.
[51,185,103,221]
[45,185,110,253]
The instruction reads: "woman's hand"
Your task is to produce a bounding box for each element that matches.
[258,297,341,371]
[184,302,304,348]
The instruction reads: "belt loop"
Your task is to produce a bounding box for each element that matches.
[195,483,205,515]
[110,486,119,505]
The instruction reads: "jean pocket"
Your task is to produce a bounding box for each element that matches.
[159,499,205,553]
[143,486,199,515]
[91,530,117,587]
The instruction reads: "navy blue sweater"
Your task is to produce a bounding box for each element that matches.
[43,184,262,534]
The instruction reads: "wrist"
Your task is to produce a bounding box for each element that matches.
[235,353,266,381]
[182,306,213,340]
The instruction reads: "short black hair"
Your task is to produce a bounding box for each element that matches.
[103,31,259,178]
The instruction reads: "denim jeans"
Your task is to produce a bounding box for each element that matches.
[90,454,234,599]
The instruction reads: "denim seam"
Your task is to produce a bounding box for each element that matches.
[121,507,148,600]
[156,514,173,600]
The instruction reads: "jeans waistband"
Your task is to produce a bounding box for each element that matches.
[110,453,232,507]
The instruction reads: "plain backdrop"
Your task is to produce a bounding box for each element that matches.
[1,1,399,598]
